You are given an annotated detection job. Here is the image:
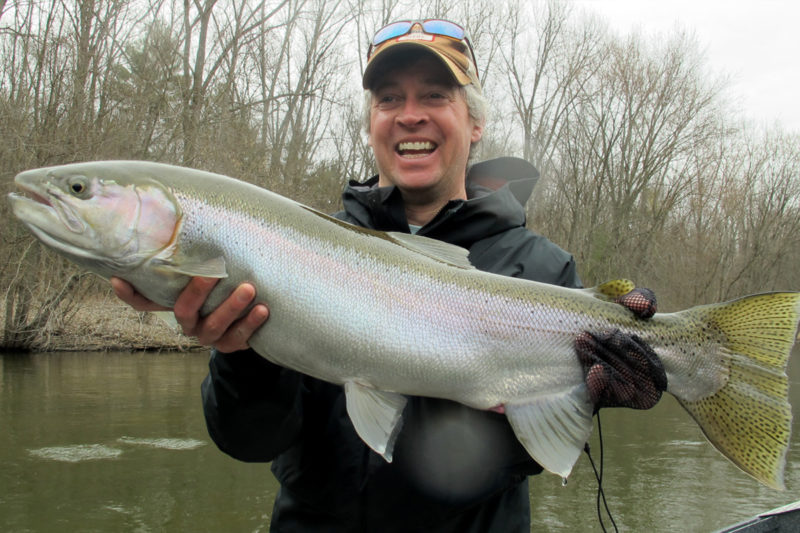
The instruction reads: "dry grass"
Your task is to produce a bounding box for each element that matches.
[3,290,202,352]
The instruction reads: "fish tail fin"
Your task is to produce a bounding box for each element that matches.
[673,292,800,490]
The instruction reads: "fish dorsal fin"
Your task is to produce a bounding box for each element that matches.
[385,232,474,269]
[300,205,473,270]
[344,381,407,462]
[583,279,636,302]
[505,384,594,478]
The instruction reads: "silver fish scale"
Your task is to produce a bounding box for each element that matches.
[145,179,729,408]
[172,183,605,408]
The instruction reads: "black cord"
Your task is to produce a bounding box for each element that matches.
[584,412,619,533]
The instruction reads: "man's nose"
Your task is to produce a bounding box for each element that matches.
[396,98,427,127]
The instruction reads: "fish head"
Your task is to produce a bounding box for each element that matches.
[8,162,181,274]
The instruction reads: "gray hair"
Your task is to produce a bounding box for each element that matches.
[361,83,488,159]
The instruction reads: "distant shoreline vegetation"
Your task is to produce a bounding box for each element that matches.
[1,280,200,352]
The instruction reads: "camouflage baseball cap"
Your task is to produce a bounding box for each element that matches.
[363,20,480,92]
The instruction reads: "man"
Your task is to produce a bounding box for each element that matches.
[113,19,665,531]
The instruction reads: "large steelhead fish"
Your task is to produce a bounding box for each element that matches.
[8,160,798,489]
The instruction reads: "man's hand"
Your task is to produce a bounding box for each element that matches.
[614,287,657,319]
[576,330,667,410]
[110,277,269,353]
[577,286,666,410]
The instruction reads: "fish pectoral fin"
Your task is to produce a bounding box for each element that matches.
[583,279,636,302]
[344,381,407,462]
[152,311,179,330]
[151,253,228,278]
[505,384,594,478]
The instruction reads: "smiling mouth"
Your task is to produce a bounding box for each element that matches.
[397,141,437,158]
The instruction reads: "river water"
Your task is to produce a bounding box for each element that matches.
[1,350,798,532]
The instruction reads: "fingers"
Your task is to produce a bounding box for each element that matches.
[172,277,221,336]
[615,287,657,319]
[175,280,269,352]
[212,304,270,353]
[110,277,170,312]
[575,329,667,410]
[629,334,668,392]
[584,363,636,406]
[112,276,269,353]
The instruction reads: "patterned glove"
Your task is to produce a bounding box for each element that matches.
[614,287,657,319]
[577,287,666,410]
[576,329,667,410]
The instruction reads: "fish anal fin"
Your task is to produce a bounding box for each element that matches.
[505,385,594,478]
[344,381,407,462]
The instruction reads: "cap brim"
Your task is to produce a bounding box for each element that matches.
[362,41,473,89]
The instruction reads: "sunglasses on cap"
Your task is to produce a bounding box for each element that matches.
[367,19,477,69]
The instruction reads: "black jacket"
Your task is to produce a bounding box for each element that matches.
[201,158,581,532]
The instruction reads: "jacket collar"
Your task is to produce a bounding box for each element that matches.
[341,157,540,248]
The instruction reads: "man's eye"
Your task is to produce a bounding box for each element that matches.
[428,91,453,102]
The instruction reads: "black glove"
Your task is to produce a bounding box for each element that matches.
[614,287,657,319]
[576,329,667,410]
[576,285,664,409]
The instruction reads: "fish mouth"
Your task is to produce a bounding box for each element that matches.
[9,183,107,266]
[12,186,52,207]
[11,172,56,212]
[8,189,54,223]
[11,174,86,234]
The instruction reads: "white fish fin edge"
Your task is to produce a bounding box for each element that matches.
[344,381,407,463]
[151,253,228,278]
[386,232,474,269]
[505,384,594,478]
[152,311,179,330]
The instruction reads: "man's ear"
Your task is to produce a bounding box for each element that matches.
[471,120,484,144]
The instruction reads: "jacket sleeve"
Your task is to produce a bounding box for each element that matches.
[201,348,304,462]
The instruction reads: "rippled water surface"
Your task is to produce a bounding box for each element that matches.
[0,352,276,532]
[1,350,798,531]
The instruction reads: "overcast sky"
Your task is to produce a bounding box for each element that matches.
[573,0,800,132]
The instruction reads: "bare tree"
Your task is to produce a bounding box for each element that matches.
[177,0,290,165]
[721,131,800,296]
[530,27,724,286]
[2,0,799,348]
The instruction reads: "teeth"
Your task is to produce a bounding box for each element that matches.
[398,141,435,152]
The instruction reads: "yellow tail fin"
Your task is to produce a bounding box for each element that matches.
[676,292,800,490]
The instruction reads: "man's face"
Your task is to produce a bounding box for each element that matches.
[368,55,483,201]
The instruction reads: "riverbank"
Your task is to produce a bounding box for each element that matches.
[2,291,201,352]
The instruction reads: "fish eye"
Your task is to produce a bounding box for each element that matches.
[68,176,90,196]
